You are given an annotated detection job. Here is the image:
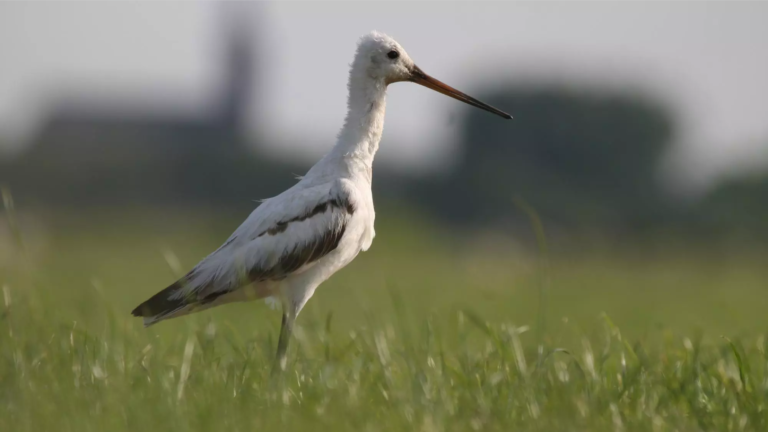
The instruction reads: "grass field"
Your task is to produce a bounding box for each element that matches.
[2,206,768,431]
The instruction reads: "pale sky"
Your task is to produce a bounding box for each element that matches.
[0,2,767,193]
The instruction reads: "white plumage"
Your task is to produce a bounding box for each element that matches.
[133,31,510,372]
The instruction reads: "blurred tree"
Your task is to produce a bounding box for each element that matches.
[686,173,768,240]
[410,88,676,234]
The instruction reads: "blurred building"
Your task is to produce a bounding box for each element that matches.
[0,15,304,208]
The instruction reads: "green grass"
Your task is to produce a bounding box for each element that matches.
[2,206,768,431]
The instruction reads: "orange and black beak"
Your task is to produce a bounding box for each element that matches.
[409,65,511,119]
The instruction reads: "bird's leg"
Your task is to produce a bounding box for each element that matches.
[272,310,295,375]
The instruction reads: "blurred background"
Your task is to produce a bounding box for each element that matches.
[1,2,767,337]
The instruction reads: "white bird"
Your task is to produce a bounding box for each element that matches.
[132,31,510,372]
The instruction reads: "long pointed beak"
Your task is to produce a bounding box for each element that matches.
[409,65,512,120]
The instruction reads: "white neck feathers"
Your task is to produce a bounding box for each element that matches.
[331,63,388,167]
[303,46,390,183]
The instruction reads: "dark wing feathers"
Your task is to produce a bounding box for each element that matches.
[199,223,346,306]
[249,219,347,281]
[131,188,355,320]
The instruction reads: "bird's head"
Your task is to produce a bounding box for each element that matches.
[352,31,511,119]
[354,32,415,84]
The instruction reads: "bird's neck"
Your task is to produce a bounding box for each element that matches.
[330,75,388,170]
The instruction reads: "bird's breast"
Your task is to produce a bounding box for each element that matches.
[358,193,376,252]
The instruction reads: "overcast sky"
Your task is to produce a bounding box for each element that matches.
[1,2,766,192]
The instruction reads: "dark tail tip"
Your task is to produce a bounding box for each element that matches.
[131,281,187,318]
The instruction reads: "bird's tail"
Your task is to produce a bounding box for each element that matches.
[131,279,194,327]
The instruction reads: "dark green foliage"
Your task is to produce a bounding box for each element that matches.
[3,83,768,240]
[410,88,676,233]
[2,130,303,210]
[686,174,768,240]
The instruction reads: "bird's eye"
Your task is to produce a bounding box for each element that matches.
[387,50,399,60]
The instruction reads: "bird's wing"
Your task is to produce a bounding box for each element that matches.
[132,179,358,320]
